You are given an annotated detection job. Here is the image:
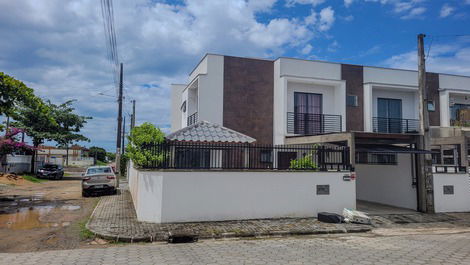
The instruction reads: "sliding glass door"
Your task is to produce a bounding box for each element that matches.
[294,92,322,135]
[377,98,402,133]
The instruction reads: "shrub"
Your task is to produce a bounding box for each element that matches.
[126,122,165,168]
[289,148,318,170]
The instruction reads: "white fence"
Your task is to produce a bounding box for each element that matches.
[2,155,32,173]
[128,163,356,223]
[433,172,470,213]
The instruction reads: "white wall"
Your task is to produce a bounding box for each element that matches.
[439,74,470,91]
[195,54,224,126]
[355,154,417,210]
[171,84,186,132]
[129,169,356,223]
[433,173,470,213]
[364,67,418,87]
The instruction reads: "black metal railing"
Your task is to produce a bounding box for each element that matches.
[433,165,467,174]
[187,112,198,126]
[372,117,419,134]
[287,112,342,135]
[140,141,351,171]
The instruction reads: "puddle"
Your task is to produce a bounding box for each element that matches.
[0,196,81,230]
[61,205,80,211]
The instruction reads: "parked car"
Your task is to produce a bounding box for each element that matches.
[81,166,117,197]
[37,164,64,180]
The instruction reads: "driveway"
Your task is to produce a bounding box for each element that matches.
[0,171,100,253]
[1,231,469,264]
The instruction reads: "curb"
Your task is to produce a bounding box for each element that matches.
[87,223,372,243]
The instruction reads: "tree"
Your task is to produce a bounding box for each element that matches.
[126,122,165,167]
[0,72,38,126]
[11,99,58,173]
[49,100,91,166]
[89,146,107,162]
[106,152,116,162]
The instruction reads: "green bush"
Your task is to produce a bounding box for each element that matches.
[289,149,318,170]
[126,122,165,168]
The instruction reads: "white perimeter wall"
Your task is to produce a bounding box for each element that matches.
[129,169,356,223]
[433,173,470,213]
[355,154,417,210]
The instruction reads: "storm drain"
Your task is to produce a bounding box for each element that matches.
[167,232,198,244]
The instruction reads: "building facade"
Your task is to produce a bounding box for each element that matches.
[171,54,470,213]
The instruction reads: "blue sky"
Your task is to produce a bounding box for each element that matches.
[0,0,469,151]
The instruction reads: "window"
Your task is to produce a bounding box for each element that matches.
[347,95,358,107]
[260,150,272,163]
[180,101,186,113]
[427,100,435,111]
[355,152,397,165]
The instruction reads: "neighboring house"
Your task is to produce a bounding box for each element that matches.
[170,54,470,213]
[37,145,94,167]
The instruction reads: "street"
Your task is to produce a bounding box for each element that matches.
[1,231,469,265]
[0,169,100,252]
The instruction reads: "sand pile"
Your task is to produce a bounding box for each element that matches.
[0,173,30,185]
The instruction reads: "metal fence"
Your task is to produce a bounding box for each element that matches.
[187,112,198,126]
[140,141,351,171]
[372,117,419,134]
[286,112,342,135]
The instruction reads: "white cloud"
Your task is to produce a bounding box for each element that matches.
[400,7,426,19]
[440,4,455,18]
[344,0,354,7]
[301,44,313,54]
[360,0,427,19]
[286,0,325,6]
[0,0,338,150]
[318,6,336,31]
[383,40,470,76]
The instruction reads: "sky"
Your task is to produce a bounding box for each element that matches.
[1,0,470,151]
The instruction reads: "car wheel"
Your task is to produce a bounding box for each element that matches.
[82,190,88,197]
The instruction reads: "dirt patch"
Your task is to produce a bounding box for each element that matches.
[0,173,33,186]
[0,174,101,253]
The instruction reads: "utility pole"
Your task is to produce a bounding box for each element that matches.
[131,100,136,130]
[122,116,126,154]
[417,33,434,213]
[115,63,123,177]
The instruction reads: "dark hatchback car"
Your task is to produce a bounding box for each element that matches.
[37,164,64,180]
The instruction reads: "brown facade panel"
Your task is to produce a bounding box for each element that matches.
[341,64,364,132]
[426,72,440,126]
[223,56,274,144]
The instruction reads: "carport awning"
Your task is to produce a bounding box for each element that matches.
[356,144,437,154]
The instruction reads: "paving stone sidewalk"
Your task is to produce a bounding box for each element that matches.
[87,189,371,242]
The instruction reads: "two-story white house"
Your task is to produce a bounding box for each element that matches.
[171,54,470,214]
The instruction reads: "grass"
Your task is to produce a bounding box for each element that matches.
[63,173,72,177]
[78,198,100,241]
[21,174,48,183]
[78,219,95,240]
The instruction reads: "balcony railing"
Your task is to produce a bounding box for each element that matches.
[372,117,419,134]
[287,112,342,136]
[187,112,198,126]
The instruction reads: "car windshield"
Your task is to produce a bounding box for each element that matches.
[43,164,58,169]
[87,167,112,175]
